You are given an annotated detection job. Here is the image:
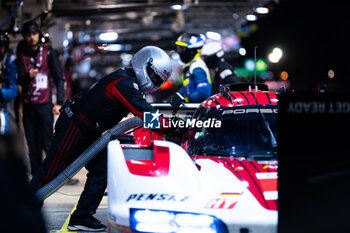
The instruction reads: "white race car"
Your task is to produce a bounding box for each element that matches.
[107,84,278,233]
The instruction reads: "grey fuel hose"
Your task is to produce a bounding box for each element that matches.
[36,117,142,201]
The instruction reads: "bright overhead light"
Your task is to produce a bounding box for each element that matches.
[170,4,188,10]
[246,14,257,21]
[99,32,118,41]
[256,7,269,14]
[103,44,123,51]
[170,4,181,10]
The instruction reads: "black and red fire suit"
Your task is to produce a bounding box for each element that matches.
[30,67,166,217]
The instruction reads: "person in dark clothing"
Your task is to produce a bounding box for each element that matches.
[30,46,175,232]
[0,30,18,135]
[63,56,75,100]
[201,41,239,94]
[0,135,46,233]
[16,21,64,176]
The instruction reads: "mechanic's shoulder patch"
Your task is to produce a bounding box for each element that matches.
[133,82,139,90]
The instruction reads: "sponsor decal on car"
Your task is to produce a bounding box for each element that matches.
[222,108,278,115]
[126,193,190,202]
[205,193,241,209]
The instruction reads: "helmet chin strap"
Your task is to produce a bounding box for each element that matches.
[193,52,201,60]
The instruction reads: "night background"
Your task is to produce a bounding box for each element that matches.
[242,0,348,93]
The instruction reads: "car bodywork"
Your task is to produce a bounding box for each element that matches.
[107,84,279,233]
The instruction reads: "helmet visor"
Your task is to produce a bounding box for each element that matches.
[146,61,165,87]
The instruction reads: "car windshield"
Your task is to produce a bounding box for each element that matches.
[191,105,278,159]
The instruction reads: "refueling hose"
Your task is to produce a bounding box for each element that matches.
[36,117,142,201]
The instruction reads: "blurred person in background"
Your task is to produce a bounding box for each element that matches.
[0,30,18,135]
[201,41,239,94]
[175,33,211,103]
[64,54,75,100]
[16,20,64,176]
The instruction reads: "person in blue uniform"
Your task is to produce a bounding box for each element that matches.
[175,33,212,102]
[0,30,18,135]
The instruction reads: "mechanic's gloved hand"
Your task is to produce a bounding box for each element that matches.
[164,118,188,143]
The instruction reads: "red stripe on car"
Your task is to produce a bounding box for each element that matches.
[125,145,170,177]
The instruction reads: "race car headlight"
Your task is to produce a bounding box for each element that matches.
[130,208,228,233]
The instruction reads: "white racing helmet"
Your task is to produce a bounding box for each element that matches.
[131,46,172,94]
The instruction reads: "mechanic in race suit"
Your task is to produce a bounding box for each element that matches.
[17,21,64,176]
[30,46,181,232]
[201,41,239,94]
[0,30,18,135]
[176,33,212,102]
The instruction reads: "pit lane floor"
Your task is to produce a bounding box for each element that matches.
[42,168,108,233]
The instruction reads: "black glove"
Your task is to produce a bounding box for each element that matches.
[164,117,188,143]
